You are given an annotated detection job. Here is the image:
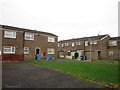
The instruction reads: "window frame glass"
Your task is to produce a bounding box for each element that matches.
[3,46,15,54]
[47,49,55,54]
[24,47,29,54]
[62,43,64,47]
[72,43,74,47]
[109,41,117,46]
[109,51,114,56]
[48,37,55,42]
[25,32,34,40]
[85,41,89,46]
[4,31,16,38]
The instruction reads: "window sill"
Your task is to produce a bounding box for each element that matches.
[4,37,16,39]
[3,53,15,54]
[25,39,34,41]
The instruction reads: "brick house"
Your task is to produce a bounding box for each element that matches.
[0,25,58,61]
[58,34,120,60]
[107,37,120,60]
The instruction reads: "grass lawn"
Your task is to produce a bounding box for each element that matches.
[34,61,119,86]
[92,59,120,63]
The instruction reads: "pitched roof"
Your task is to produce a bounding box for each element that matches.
[110,37,120,40]
[59,34,109,43]
[0,24,58,37]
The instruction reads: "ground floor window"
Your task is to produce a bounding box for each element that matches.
[47,49,55,54]
[3,46,15,54]
[109,51,114,56]
[24,47,29,54]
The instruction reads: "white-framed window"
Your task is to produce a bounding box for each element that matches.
[93,40,97,44]
[66,43,69,46]
[4,31,16,38]
[109,41,117,46]
[109,51,114,56]
[90,40,97,44]
[65,43,67,46]
[25,32,34,40]
[3,46,15,54]
[78,42,81,45]
[85,41,89,46]
[62,43,64,47]
[65,43,69,46]
[47,49,55,54]
[24,47,29,54]
[76,42,81,45]
[58,43,60,47]
[72,43,74,47]
[90,41,93,44]
[48,37,55,42]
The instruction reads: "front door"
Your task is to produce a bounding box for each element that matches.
[98,51,101,60]
[75,52,79,59]
[35,48,40,54]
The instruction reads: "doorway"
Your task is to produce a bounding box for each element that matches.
[35,48,40,54]
[75,52,79,59]
[98,51,101,60]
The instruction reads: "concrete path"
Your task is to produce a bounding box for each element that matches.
[2,62,103,88]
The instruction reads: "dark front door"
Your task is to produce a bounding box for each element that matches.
[36,48,40,54]
[75,52,79,59]
[98,51,101,60]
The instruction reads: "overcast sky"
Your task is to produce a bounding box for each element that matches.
[0,0,119,41]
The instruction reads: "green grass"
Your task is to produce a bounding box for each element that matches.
[34,61,119,86]
[92,59,120,63]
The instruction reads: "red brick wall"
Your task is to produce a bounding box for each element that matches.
[2,31,24,61]
[2,30,58,61]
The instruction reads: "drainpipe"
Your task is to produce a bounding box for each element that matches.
[83,40,85,56]
[23,31,25,61]
[89,38,92,62]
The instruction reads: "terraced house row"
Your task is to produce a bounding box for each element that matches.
[58,34,120,60]
[0,25,58,61]
[0,25,120,61]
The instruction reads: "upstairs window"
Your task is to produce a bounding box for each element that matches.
[58,43,60,47]
[90,40,97,44]
[48,37,55,42]
[93,40,97,44]
[62,43,64,47]
[72,43,74,47]
[109,41,117,46]
[3,46,15,54]
[85,41,89,46]
[4,31,16,38]
[76,42,81,45]
[66,43,69,46]
[24,47,29,54]
[90,41,93,44]
[65,43,69,46]
[65,43,67,46]
[47,49,55,54]
[25,32,34,40]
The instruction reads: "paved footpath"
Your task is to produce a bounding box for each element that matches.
[2,62,103,88]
